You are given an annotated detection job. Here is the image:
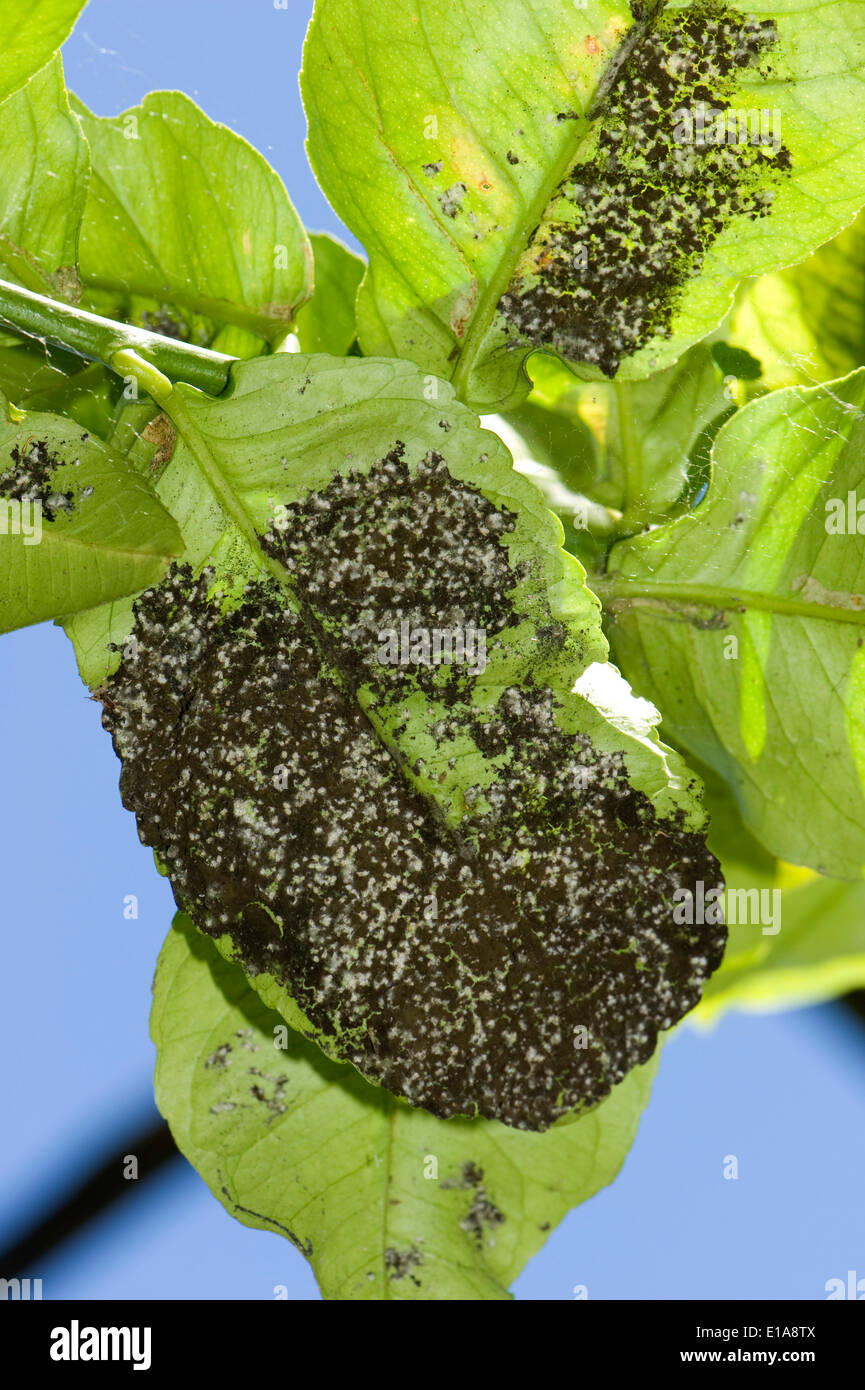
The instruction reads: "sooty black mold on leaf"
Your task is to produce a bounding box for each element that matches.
[385,1247,424,1283]
[140,306,191,342]
[440,183,467,219]
[460,1185,506,1245]
[439,1160,506,1244]
[0,440,80,520]
[499,1,791,376]
[101,448,724,1131]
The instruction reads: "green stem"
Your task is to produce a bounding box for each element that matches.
[0,278,235,396]
[591,574,865,625]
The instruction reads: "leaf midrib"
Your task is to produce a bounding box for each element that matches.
[164,369,607,1061]
[600,578,865,625]
[162,381,488,863]
[450,1,663,401]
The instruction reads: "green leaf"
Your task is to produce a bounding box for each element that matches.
[72,91,313,347]
[0,56,89,297]
[702,759,780,898]
[295,232,364,354]
[492,392,599,499]
[0,0,86,105]
[603,369,865,879]
[681,765,865,1018]
[729,209,865,390]
[0,341,117,437]
[0,400,184,633]
[697,872,865,1021]
[523,343,734,521]
[90,350,722,1131]
[480,404,615,572]
[61,395,191,686]
[302,0,865,410]
[153,912,658,1301]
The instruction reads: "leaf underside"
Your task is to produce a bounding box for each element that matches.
[0,408,183,633]
[303,0,865,409]
[153,912,659,1300]
[95,353,723,1132]
[606,370,865,878]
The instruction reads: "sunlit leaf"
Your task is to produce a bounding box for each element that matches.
[153,912,658,1300]
[605,369,865,878]
[303,0,865,409]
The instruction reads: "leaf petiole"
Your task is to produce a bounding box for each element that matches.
[110,349,174,409]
